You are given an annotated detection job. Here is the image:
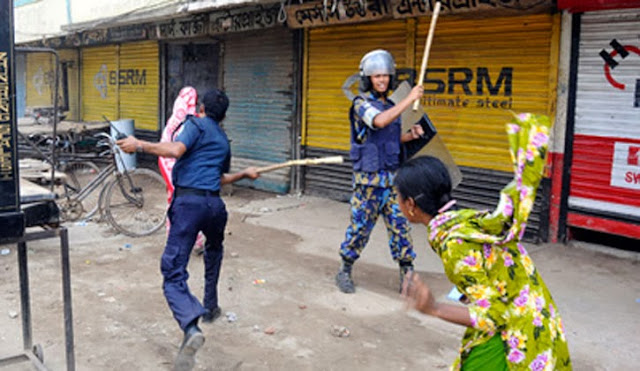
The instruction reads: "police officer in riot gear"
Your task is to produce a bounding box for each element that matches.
[336,49,426,293]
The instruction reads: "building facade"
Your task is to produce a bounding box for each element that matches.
[16,0,301,194]
[17,0,639,244]
[294,0,559,242]
[557,0,640,241]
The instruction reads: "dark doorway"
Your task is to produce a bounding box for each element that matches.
[165,42,220,121]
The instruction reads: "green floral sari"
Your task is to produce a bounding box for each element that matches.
[427,114,571,370]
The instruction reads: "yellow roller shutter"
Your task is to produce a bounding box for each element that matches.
[118,41,159,131]
[415,13,559,173]
[27,50,80,120]
[26,52,54,108]
[82,46,117,121]
[305,20,408,150]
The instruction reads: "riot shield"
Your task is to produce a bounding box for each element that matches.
[390,81,463,188]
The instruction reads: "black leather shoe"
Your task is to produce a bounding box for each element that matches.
[201,306,221,324]
[175,323,205,371]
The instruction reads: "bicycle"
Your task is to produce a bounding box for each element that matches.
[18,120,106,160]
[57,132,167,237]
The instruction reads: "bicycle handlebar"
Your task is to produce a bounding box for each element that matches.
[102,115,128,140]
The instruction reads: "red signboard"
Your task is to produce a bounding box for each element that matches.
[570,135,640,206]
[558,0,640,12]
[568,135,640,240]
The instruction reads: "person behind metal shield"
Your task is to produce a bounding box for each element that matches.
[335,49,427,294]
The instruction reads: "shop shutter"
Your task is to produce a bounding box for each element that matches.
[82,46,117,122]
[305,20,408,151]
[223,27,295,194]
[415,13,557,173]
[569,9,640,224]
[26,52,54,108]
[26,50,79,120]
[302,15,557,242]
[165,42,220,121]
[304,20,408,199]
[118,41,160,132]
[59,49,80,121]
[415,13,558,242]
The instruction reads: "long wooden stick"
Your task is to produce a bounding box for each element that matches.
[413,1,442,111]
[256,156,344,174]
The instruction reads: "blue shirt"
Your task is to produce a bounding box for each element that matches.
[172,116,230,192]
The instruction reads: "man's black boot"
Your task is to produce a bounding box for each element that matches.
[201,306,221,324]
[335,262,355,294]
[175,321,205,371]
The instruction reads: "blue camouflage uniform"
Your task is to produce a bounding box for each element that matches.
[339,91,415,266]
[163,115,230,331]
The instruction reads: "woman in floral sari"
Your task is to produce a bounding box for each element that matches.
[395,114,571,370]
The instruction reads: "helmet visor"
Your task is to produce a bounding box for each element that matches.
[360,50,396,76]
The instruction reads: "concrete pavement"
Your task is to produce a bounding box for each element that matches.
[2,187,637,370]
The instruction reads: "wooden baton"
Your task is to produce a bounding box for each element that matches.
[413,1,442,111]
[256,156,344,174]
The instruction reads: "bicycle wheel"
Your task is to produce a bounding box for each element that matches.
[61,161,101,220]
[104,168,167,237]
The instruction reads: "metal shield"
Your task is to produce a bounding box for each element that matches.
[390,81,463,188]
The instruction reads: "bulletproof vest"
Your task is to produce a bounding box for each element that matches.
[349,95,402,173]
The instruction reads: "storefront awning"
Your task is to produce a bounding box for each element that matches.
[61,0,275,32]
[558,0,640,13]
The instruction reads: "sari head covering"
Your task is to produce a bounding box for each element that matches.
[160,86,198,144]
[157,87,205,250]
[158,86,198,190]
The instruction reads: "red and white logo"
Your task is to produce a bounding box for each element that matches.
[601,39,640,90]
[611,142,640,189]
[601,39,640,108]
[628,146,640,166]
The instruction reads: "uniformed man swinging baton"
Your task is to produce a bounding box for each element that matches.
[117,89,259,371]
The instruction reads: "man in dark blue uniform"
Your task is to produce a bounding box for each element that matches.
[117,89,259,371]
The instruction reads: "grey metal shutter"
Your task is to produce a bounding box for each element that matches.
[223,27,295,194]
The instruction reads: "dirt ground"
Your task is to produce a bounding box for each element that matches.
[1,187,639,370]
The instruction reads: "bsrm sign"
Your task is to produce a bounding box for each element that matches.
[0,0,25,239]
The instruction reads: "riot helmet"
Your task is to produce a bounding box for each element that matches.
[358,49,396,93]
